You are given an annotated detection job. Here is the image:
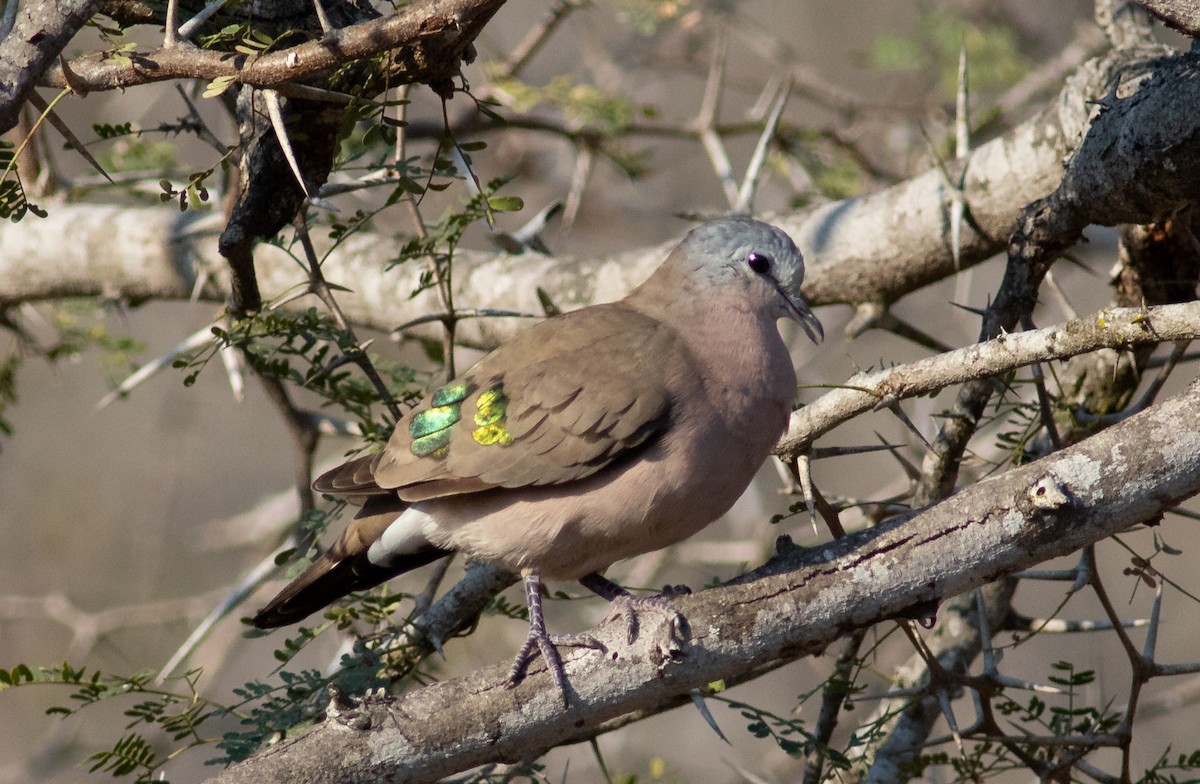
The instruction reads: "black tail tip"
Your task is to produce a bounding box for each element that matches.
[251,547,454,631]
[250,601,311,630]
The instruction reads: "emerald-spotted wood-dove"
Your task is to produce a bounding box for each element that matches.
[253,217,822,698]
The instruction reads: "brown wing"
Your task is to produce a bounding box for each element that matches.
[270,306,681,627]
[325,303,685,502]
[312,451,384,497]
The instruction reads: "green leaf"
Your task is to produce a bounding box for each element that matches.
[203,75,238,98]
[395,176,425,195]
[476,100,506,123]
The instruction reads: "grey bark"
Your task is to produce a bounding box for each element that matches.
[6,42,1199,345]
[209,378,1200,784]
[0,0,102,134]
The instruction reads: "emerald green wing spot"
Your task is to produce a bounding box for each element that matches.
[431,381,471,408]
[411,429,452,457]
[472,385,513,447]
[407,381,479,458]
[406,381,511,456]
[409,404,461,439]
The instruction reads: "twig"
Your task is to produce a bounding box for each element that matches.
[779,301,1200,457]
[177,0,232,42]
[494,0,584,79]
[158,539,297,681]
[40,0,507,93]
[695,29,738,208]
[734,76,791,214]
[802,629,867,784]
[292,211,404,422]
[0,590,225,661]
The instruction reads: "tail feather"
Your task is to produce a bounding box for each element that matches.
[252,547,451,628]
[253,494,451,629]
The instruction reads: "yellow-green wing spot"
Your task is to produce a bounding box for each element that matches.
[472,385,514,447]
[409,382,474,457]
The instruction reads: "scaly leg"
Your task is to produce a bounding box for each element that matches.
[506,571,604,706]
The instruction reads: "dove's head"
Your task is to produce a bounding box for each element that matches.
[675,217,823,343]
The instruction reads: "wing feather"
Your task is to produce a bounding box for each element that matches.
[359,303,687,500]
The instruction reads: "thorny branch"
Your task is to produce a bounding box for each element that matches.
[40,0,507,94]
[208,377,1200,784]
[779,301,1200,458]
[0,0,102,133]
[3,3,1200,783]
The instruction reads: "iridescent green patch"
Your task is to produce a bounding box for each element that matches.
[409,404,460,439]
[431,382,471,408]
[407,382,474,457]
[472,385,514,447]
[411,429,452,457]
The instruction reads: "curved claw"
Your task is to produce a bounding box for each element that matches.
[579,572,690,652]
[606,592,689,650]
[506,629,605,697]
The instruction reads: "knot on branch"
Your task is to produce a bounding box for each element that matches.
[1026,474,1073,512]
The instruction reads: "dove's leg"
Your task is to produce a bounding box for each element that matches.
[507,571,604,705]
[578,572,689,647]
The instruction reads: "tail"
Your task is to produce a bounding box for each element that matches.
[252,546,451,628]
[252,494,452,629]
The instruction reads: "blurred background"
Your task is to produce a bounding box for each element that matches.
[4,1,1198,782]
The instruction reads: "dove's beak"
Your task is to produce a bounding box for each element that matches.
[776,284,824,344]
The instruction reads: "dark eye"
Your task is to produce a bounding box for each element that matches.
[747,252,772,274]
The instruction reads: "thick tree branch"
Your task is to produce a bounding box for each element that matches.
[211,378,1200,784]
[0,0,102,133]
[1136,0,1200,36]
[40,0,506,94]
[6,42,1194,344]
